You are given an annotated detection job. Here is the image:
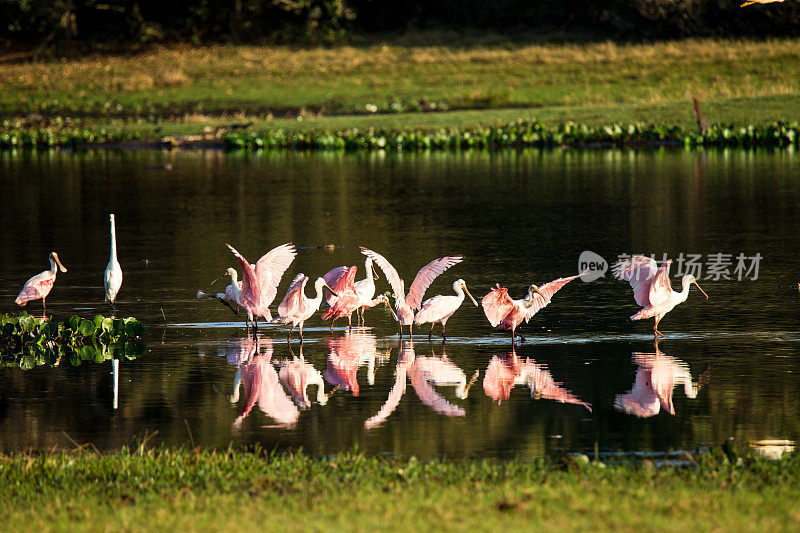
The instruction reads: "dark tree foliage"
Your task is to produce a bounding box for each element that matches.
[1,0,798,47]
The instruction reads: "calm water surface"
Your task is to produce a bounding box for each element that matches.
[0,148,798,458]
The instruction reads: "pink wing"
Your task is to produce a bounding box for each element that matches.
[277,274,308,318]
[648,260,673,307]
[523,273,582,322]
[254,243,296,307]
[225,281,242,302]
[322,265,352,306]
[360,247,404,303]
[482,285,517,327]
[15,275,54,305]
[226,244,261,309]
[405,256,463,310]
[323,267,360,319]
[612,256,658,307]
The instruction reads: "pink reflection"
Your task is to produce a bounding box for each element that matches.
[277,345,331,409]
[325,330,385,396]
[227,337,300,428]
[614,345,698,418]
[482,349,591,412]
[365,342,478,429]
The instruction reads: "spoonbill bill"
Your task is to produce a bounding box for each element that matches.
[222,242,297,335]
[104,214,123,310]
[271,274,338,342]
[612,256,708,338]
[15,252,67,316]
[482,273,583,343]
[413,278,479,340]
[359,247,463,337]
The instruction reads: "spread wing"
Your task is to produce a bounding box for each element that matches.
[322,265,352,306]
[254,243,296,307]
[277,274,308,318]
[481,285,516,327]
[405,256,463,310]
[226,244,260,309]
[523,273,582,322]
[612,256,658,307]
[525,360,591,412]
[648,260,673,308]
[360,247,405,304]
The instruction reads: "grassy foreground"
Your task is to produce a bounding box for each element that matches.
[1,37,800,150]
[2,448,800,531]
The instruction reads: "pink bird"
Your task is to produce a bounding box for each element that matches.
[321,265,361,330]
[612,256,708,338]
[15,252,68,316]
[481,273,583,343]
[220,242,297,335]
[414,278,479,340]
[359,247,463,337]
[271,273,338,342]
[482,350,590,411]
[614,345,699,417]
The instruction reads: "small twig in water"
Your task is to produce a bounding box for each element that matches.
[184,419,195,448]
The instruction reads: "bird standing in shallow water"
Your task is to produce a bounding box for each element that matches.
[359,247,463,338]
[482,273,582,343]
[104,214,123,312]
[613,256,708,339]
[271,274,339,342]
[15,252,67,317]
[414,278,479,341]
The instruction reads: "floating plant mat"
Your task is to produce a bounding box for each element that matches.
[0,312,146,369]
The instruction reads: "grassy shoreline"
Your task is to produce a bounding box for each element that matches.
[2,448,799,530]
[2,38,799,151]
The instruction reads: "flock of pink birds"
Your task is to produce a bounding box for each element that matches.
[15,238,709,343]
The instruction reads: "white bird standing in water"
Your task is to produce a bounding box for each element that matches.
[104,213,123,311]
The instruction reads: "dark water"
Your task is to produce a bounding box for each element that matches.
[1,148,799,458]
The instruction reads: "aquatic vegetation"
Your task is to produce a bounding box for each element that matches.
[220,120,800,151]
[0,312,146,367]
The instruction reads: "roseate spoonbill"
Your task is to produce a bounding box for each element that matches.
[354,256,380,324]
[322,265,361,330]
[612,256,708,338]
[414,278,478,340]
[271,274,338,342]
[481,273,582,343]
[104,214,123,310]
[196,286,240,315]
[614,345,698,417]
[359,247,463,337]
[221,242,296,335]
[482,349,591,411]
[15,252,67,316]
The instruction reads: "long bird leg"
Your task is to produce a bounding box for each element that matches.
[42,298,47,318]
[330,318,336,333]
[288,324,296,343]
[429,323,435,340]
[442,322,446,342]
[653,318,666,338]
[299,323,304,342]
[252,317,258,339]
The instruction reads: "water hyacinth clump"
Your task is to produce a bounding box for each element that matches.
[222,120,800,151]
[0,312,146,369]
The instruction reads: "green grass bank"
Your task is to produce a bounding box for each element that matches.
[2,448,800,531]
[2,38,800,150]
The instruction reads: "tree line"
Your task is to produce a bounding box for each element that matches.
[2,0,798,48]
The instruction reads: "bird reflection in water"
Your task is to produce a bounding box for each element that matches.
[227,337,300,428]
[614,341,701,417]
[364,340,479,429]
[482,348,591,412]
[325,330,389,396]
[276,344,333,409]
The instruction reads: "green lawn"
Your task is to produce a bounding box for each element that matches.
[2,449,800,531]
[2,37,800,139]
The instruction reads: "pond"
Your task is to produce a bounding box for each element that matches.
[1,148,799,458]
